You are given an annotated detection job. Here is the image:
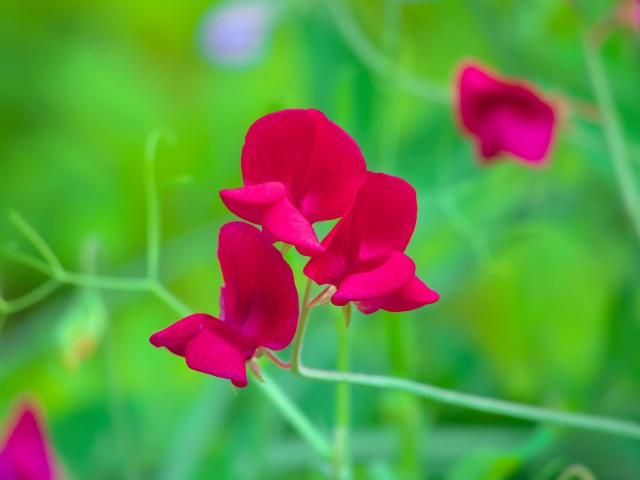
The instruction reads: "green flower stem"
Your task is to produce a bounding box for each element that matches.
[295,366,640,440]
[557,464,596,480]
[144,129,174,281]
[9,211,64,273]
[323,0,449,105]
[2,249,53,276]
[149,281,192,317]
[254,369,332,461]
[290,277,314,374]
[333,304,352,479]
[582,34,640,243]
[57,272,151,291]
[0,279,61,314]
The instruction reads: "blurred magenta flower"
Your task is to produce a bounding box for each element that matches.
[220,109,367,254]
[198,0,276,68]
[150,221,298,387]
[0,401,58,480]
[456,62,556,165]
[304,172,439,315]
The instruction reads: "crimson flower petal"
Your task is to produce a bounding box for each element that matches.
[331,252,416,306]
[184,322,248,388]
[1,403,56,480]
[241,109,366,223]
[305,172,439,314]
[220,183,323,252]
[219,182,286,225]
[457,62,556,165]
[150,313,213,357]
[304,172,417,286]
[379,276,439,312]
[218,221,299,352]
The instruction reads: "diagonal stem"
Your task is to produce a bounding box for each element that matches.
[332,305,351,479]
[296,366,640,440]
[582,34,640,243]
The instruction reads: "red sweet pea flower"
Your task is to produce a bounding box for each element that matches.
[150,221,298,387]
[304,172,439,315]
[0,402,59,480]
[220,109,367,254]
[456,62,556,165]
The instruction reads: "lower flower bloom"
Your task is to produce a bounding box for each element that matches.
[150,221,299,387]
[304,172,439,315]
[0,401,58,480]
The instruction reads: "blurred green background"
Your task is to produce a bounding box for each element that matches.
[1,0,640,478]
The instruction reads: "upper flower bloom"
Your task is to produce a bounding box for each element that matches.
[150,221,298,387]
[304,172,439,315]
[220,109,367,254]
[456,62,556,165]
[0,401,58,480]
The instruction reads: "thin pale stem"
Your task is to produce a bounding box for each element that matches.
[254,369,332,460]
[150,282,192,317]
[2,249,54,276]
[144,130,168,281]
[295,366,640,441]
[8,211,64,274]
[290,278,314,373]
[333,305,352,480]
[557,464,596,480]
[58,272,150,291]
[323,0,450,105]
[2,279,61,314]
[582,34,640,243]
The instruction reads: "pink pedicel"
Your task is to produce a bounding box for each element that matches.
[220,109,366,254]
[150,222,298,387]
[304,172,439,315]
[456,62,556,166]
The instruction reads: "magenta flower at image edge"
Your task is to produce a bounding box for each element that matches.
[0,401,58,480]
[150,221,299,388]
[304,171,439,315]
[220,108,366,254]
[456,61,557,166]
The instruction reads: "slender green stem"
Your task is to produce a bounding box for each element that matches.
[557,464,596,480]
[57,272,150,291]
[254,369,332,460]
[2,279,61,314]
[295,367,640,440]
[2,249,54,276]
[150,281,192,317]
[582,34,640,242]
[8,211,64,274]
[290,278,314,373]
[333,305,352,480]
[144,130,168,281]
[322,0,449,105]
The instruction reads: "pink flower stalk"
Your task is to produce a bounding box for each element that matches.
[220,109,367,254]
[0,402,58,480]
[456,62,556,165]
[150,221,298,387]
[304,172,439,315]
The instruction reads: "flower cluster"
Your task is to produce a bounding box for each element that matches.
[150,109,439,386]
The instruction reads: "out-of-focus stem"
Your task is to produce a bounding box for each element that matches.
[290,278,314,374]
[333,304,352,479]
[582,34,640,243]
